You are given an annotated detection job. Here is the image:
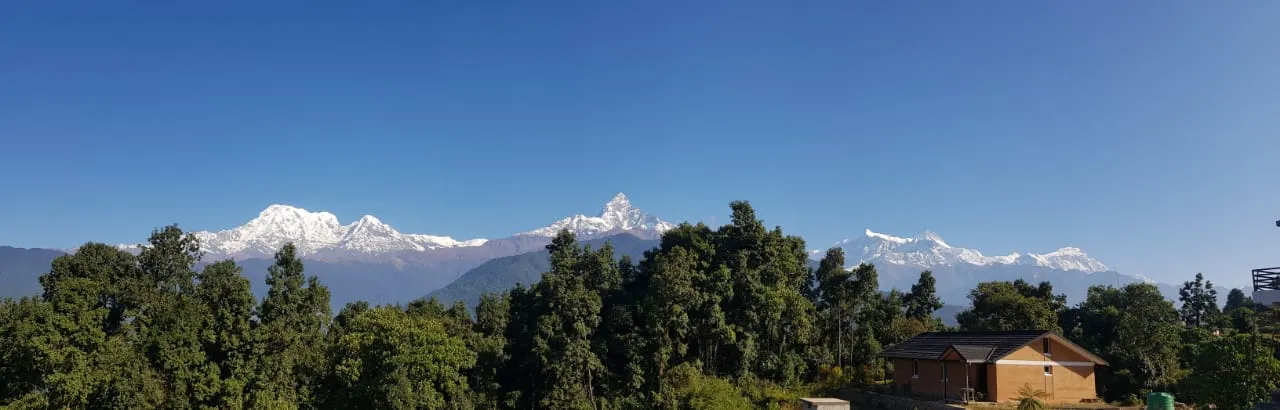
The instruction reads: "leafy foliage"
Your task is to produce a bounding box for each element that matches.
[1,202,1270,410]
[904,270,943,321]
[1015,384,1050,410]
[1179,334,1280,410]
[327,306,475,409]
[1060,284,1183,401]
[1178,273,1220,328]
[957,279,1065,332]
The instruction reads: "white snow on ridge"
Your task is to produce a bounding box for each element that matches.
[520,193,675,238]
[823,229,1110,273]
[193,204,487,258]
[186,193,668,259]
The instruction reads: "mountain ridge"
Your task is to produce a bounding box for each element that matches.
[2,195,1187,311]
[130,193,673,261]
[818,228,1110,273]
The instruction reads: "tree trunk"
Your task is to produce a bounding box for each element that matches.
[838,316,843,368]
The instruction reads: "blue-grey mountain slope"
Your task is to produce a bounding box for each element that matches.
[427,233,660,309]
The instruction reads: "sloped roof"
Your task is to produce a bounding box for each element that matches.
[879,330,1050,361]
[946,345,997,363]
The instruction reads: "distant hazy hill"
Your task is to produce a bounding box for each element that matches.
[428,233,660,309]
[0,246,66,299]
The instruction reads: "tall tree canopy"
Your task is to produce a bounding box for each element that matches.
[1224,288,1252,313]
[904,270,943,321]
[956,280,1065,332]
[254,243,332,408]
[1180,335,1280,410]
[327,306,475,410]
[1061,284,1183,401]
[5,204,1271,409]
[1178,273,1220,328]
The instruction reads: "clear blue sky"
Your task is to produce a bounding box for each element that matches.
[2,1,1278,288]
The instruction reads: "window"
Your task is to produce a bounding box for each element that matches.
[1043,338,1051,355]
[941,363,948,382]
[1044,365,1053,376]
[912,360,919,377]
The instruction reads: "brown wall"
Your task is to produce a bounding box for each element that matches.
[992,336,1098,403]
[890,358,979,400]
[1003,336,1092,363]
[992,361,1095,402]
[890,336,1100,403]
[891,358,944,398]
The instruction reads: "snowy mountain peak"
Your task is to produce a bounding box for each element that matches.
[603,192,631,212]
[1019,247,1109,272]
[915,230,950,248]
[255,204,342,228]
[522,193,674,239]
[864,229,909,244]
[193,205,485,258]
[824,229,1109,273]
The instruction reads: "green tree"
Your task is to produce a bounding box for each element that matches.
[659,363,751,410]
[1061,284,1183,401]
[31,243,145,407]
[0,296,67,407]
[1178,273,1220,328]
[904,270,943,321]
[717,202,815,383]
[194,260,256,409]
[957,280,1064,332]
[1230,306,1258,334]
[470,293,510,409]
[8,241,168,409]
[1180,334,1280,410]
[812,248,851,367]
[135,226,220,409]
[1224,288,1252,314]
[529,231,606,409]
[253,243,332,408]
[599,254,650,401]
[329,306,475,409]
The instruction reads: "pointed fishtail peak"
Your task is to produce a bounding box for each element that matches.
[522,192,673,239]
[600,192,632,215]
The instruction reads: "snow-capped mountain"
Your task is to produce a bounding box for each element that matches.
[519,193,675,239]
[821,229,1109,273]
[149,193,672,260]
[188,204,487,259]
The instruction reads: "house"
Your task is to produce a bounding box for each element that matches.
[879,330,1108,403]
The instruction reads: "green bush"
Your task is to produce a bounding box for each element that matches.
[659,363,752,410]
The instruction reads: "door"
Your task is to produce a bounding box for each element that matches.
[975,364,989,401]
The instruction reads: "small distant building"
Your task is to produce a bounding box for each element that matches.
[879,330,1107,403]
[800,397,850,410]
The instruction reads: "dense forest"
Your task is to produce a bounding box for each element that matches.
[2,201,1279,409]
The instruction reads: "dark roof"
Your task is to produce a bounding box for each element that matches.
[948,345,997,363]
[879,330,1050,361]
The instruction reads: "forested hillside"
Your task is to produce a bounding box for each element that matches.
[427,233,659,310]
[1,201,1276,409]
